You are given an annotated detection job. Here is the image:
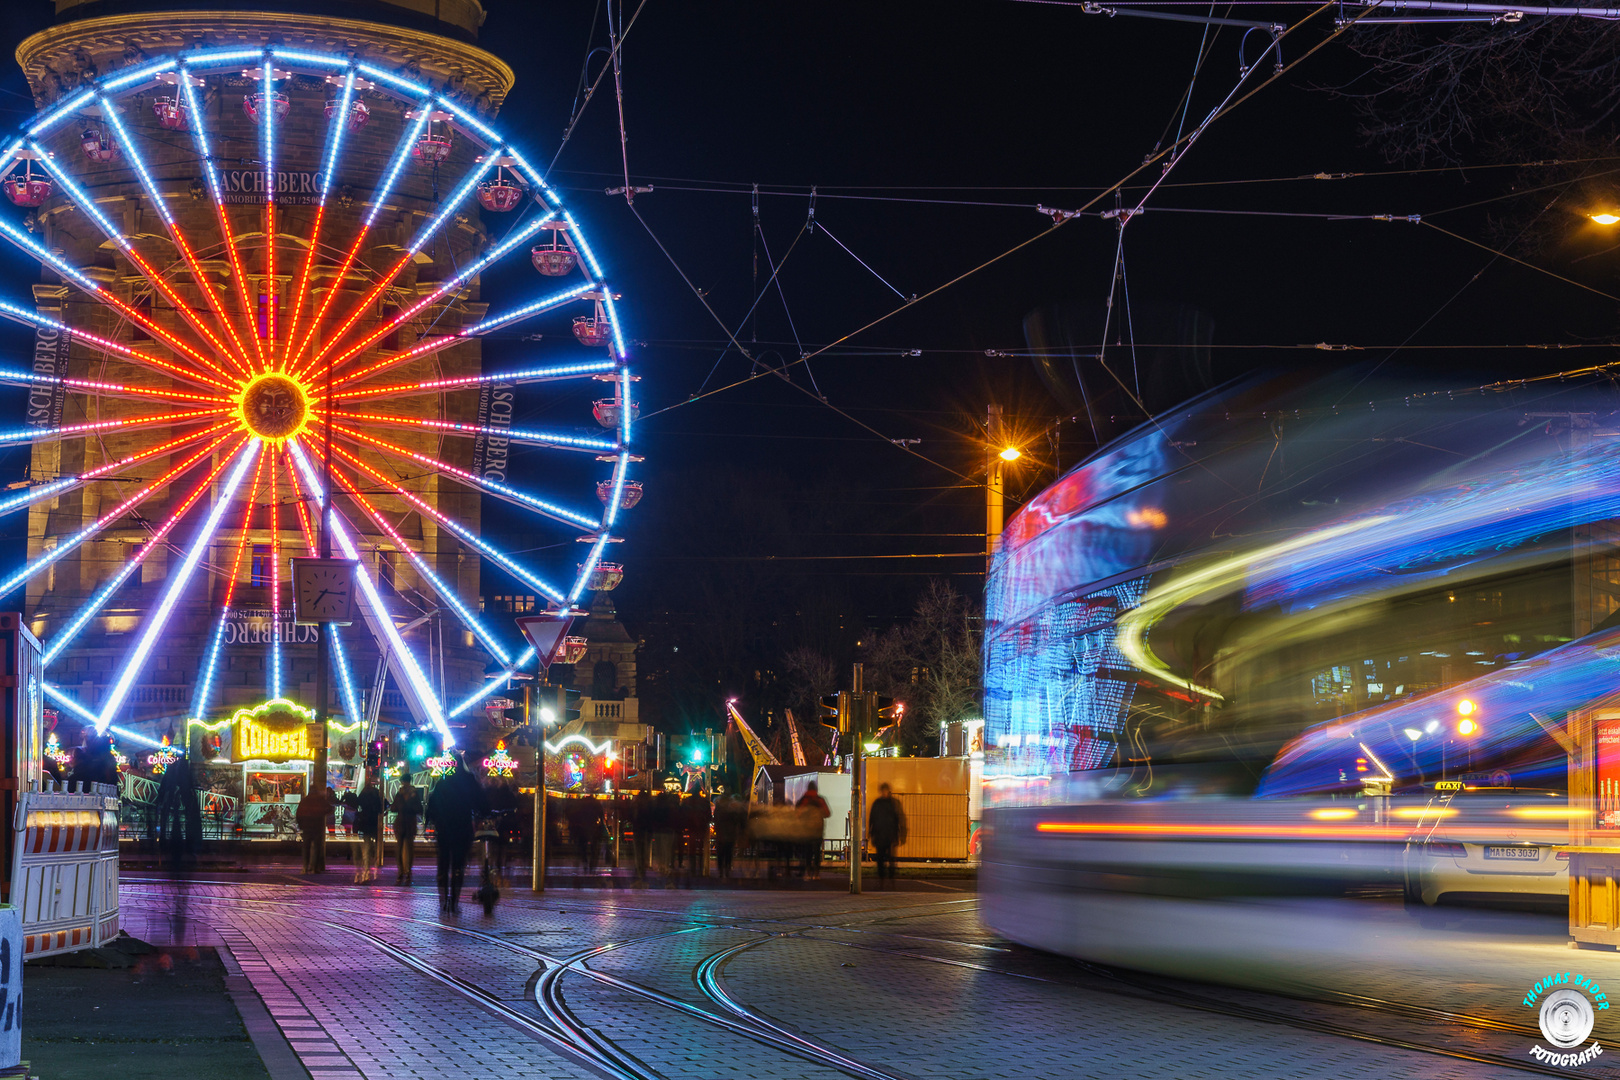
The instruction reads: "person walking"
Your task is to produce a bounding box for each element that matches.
[868,783,907,888]
[155,754,200,874]
[354,774,385,884]
[426,757,485,912]
[391,779,423,884]
[630,788,653,882]
[684,790,712,879]
[713,792,744,880]
[296,784,332,874]
[651,787,679,878]
[71,736,119,790]
[796,782,831,881]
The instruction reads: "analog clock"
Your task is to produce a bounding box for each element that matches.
[292,557,359,626]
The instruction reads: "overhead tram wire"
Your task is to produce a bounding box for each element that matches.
[645,0,1378,426]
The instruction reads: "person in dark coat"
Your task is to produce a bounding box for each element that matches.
[868,783,908,888]
[71,737,119,790]
[795,782,831,881]
[683,792,712,878]
[296,784,332,874]
[354,775,385,884]
[426,757,486,912]
[155,755,200,873]
[391,780,423,885]
[630,789,653,882]
[712,792,746,880]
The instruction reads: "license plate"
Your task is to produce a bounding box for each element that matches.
[1484,846,1540,861]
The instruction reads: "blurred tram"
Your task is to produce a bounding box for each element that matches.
[980,371,1620,949]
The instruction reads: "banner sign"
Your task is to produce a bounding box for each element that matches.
[221,169,322,205]
[470,380,514,481]
[26,323,68,430]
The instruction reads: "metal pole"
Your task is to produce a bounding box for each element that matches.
[311,348,336,870]
[531,678,547,892]
[850,664,864,895]
[986,403,1005,576]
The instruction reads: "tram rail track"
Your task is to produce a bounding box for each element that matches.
[124,879,1588,1078]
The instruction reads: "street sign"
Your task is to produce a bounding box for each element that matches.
[515,612,578,667]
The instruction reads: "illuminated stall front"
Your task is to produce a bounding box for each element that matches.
[191,699,362,835]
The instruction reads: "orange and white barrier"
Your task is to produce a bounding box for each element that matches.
[10,781,120,958]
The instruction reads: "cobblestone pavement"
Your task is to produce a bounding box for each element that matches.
[114,874,1548,1080]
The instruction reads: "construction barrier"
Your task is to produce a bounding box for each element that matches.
[11,781,120,958]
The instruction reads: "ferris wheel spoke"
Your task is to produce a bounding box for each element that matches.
[176,69,268,374]
[268,442,284,699]
[189,450,266,721]
[332,422,600,531]
[0,303,239,393]
[320,204,553,377]
[96,439,262,729]
[333,408,618,454]
[280,454,365,725]
[0,420,235,522]
[302,153,501,379]
[259,60,282,369]
[22,141,245,383]
[285,437,448,738]
[327,440,568,605]
[281,70,359,371]
[328,463,512,665]
[80,105,258,379]
[45,433,254,665]
[286,105,432,379]
[448,645,539,719]
[0,428,240,601]
[333,357,618,404]
[0,406,231,448]
[0,369,229,406]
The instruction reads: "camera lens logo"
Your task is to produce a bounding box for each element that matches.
[1523,973,1607,1069]
[1543,989,1596,1048]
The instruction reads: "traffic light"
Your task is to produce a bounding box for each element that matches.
[1456,698,1480,736]
[526,685,583,728]
[818,692,844,729]
[873,696,902,727]
[405,730,438,762]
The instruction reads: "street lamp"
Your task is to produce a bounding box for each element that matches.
[998,446,1021,462]
[1593,213,1620,225]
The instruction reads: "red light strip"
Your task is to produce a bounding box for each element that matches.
[79,419,238,484]
[326,335,460,390]
[222,453,268,612]
[79,267,239,384]
[120,247,246,383]
[269,443,281,677]
[287,448,314,547]
[286,217,386,380]
[329,442,478,557]
[160,221,256,379]
[296,249,416,380]
[23,318,238,393]
[57,376,227,405]
[280,201,326,373]
[12,406,231,446]
[1033,821,1569,841]
[206,167,268,374]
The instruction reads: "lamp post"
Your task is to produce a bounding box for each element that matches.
[986,403,1020,575]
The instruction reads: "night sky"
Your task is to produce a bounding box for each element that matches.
[0,1,1616,732]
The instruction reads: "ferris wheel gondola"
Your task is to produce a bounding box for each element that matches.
[0,47,638,750]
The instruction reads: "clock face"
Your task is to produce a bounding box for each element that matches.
[294,560,357,624]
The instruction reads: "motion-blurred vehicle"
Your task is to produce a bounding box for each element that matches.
[1400,787,1569,910]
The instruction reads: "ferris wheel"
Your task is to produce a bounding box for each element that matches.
[0,46,640,749]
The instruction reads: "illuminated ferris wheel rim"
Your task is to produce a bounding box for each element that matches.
[0,45,640,749]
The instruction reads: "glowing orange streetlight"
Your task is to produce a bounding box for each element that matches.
[998,446,1022,462]
[1593,213,1620,225]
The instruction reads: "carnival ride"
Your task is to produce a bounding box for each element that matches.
[0,47,637,749]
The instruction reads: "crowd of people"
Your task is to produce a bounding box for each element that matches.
[75,729,917,899]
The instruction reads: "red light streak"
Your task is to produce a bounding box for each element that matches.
[1033,821,1570,842]
[59,377,226,405]
[25,406,231,445]
[162,225,256,378]
[326,335,460,390]
[298,250,416,378]
[79,420,237,483]
[120,247,244,382]
[286,225,384,380]
[280,202,326,372]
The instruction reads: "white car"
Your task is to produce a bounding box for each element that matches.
[1401,788,1568,910]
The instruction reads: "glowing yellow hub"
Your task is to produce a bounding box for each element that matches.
[236,373,310,441]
